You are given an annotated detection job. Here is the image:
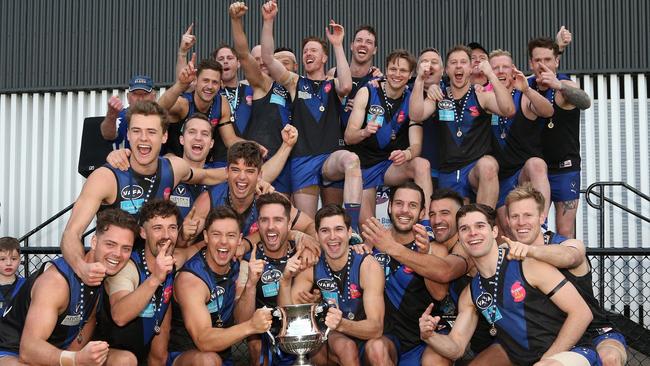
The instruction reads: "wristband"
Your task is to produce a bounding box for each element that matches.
[186,168,194,182]
[60,351,76,366]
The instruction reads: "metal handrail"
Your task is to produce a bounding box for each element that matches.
[18,203,74,247]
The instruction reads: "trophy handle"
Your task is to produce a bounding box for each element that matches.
[267,307,283,345]
[323,327,331,341]
[315,303,332,341]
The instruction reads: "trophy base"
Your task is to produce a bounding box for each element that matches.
[292,354,313,366]
[277,334,322,366]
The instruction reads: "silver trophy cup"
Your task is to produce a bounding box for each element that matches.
[266,303,330,366]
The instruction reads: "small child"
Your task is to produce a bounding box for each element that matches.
[0,237,24,314]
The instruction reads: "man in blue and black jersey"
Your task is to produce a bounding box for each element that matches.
[0,209,137,366]
[345,49,433,231]
[527,37,591,238]
[361,182,449,365]
[420,203,599,366]
[100,75,157,150]
[279,204,385,366]
[260,0,364,233]
[96,200,203,366]
[61,101,228,289]
[503,184,627,366]
[159,56,242,162]
[167,206,272,366]
[409,45,515,208]
[487,50,554,238]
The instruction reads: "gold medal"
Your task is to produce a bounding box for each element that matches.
[456,130,463,138]
[547,119,554,129]
[319,105,325,112]
[489,324,497,337]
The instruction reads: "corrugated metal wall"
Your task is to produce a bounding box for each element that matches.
[1,0,649,93]
[1,74,649,249]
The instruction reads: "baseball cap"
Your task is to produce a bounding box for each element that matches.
[128,75,153,93]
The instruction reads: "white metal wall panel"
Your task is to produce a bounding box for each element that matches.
[0,78,649,251]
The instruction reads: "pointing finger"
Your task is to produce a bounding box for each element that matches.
[424,303,434,316]
[251,243,257,261]
[185,23,194,35]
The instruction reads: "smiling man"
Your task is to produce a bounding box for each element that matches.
[345,49,432,229]
[0,209,138,366]
[167,206,272,366]
[278,204,385,366]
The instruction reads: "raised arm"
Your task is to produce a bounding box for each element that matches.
[61,168,116,287]
[230,2,271,92]
[99,96,123,141]
[326,20,352,98]
[477,60,515,117]
[158,54,196,122]
[261,124,298,183]
[335,256,384,340]
[420,286,478,360]
[344,87,377,145]
[537,63,590,110]
[502,236,586,270]
[512,66,554,119]
[176,24,196,79]
[409,61,437,122]
[260,0,298,95]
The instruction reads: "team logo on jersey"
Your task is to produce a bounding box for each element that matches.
[174,186,187,195]
[403,266,413,274]
[510,281,526,302]
[261,269,283,284]
[375,186,390,204]
[316,278,338,292]
[163,285,173,304]
[469,105,480,117]
[438,99,454,110]
[248,222,259,235]
[211,118,219,126]
[163,187,171,200]
[368,105,385,116]
[246,95,253,106]
[349,283,361,299]
[476,292,493,309]
[324,82,332,93]
[121,185,144,199]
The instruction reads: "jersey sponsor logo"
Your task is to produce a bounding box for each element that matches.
[349,283,361,299]
[60,314,82,326]
[316,278,338,292]
[375,186,390,204]
[368,105,385,116]
[476,292,493,310]
[139,303,156,318]
[121,185,144,199]
[397,110,406,124]
[438,99,454,110]
[560,160,573,168]
[469,105,480,117]
[213,286,226,298]
[170,195,190,208]
[298,91,312,100]
[373,252,390,267]
[261,269,282,284]
[273,86,288,98]
[163,285,173,304]
[510,281,526,302]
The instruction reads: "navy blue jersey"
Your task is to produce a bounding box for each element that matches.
[0,276,24,314]
[490,90,544,179]
[245,82,292,156]
[105,157,175,217]
[529,75,581,173]
[469,253,590,365]
[0,258,101,353]
[212,84,254,162]
[374,242,436,352]
[341,72,377,127]
[250,241,296,309]
[545,231,613,336]
[348,84,412,168]
[96,251,174,363]
[438,87,492,172]
[313,251,367,321]
[291,77,344,157]
[168,248,239,358]
[208,183,259,237]
[110,108,130,149]
[169,162,213,219]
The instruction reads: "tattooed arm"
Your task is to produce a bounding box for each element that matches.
[558,81,591,110]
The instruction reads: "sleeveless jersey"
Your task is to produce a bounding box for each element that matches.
[212,84,254,162]
[168,248,239,358]
[291,77,344,157]
[0,276,24,314]
[96,251,174,362]
[249,241,296,309]
[208,183,259,236]
[245,82,292,156]
[530,75,581,173]
[469,254,590,365]
[348,84,411,168]
[0,258,101,353]
[374,242,436,352]
[169,161,214,219]
[545,231,612,336]
[491,90,544,179]
[438,87,493,172]
[105,157,175,217]
[313,251,367,321]
[341,71,376,127]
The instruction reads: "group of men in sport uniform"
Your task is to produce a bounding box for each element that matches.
[0,1,627,365]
